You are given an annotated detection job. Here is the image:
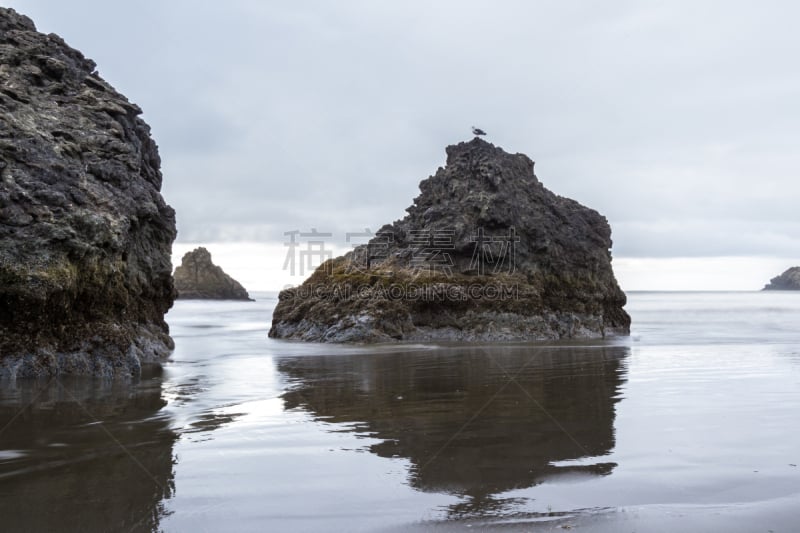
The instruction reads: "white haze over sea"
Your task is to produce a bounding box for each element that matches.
[8,0,800,290]
[171,242,794,292]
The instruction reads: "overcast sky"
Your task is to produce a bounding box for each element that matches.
[7,0,800,289]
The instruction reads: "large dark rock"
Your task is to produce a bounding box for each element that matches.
[763,267,800,290]
[0,8,177,378]
[270,138,630,342]
[174,247,252,300]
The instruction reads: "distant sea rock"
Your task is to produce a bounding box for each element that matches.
[269,138,630,342]
[763,267,800,290]
[0,8,177,378]
[174,247,252,300]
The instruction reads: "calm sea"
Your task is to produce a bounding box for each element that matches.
[1,291,799,532]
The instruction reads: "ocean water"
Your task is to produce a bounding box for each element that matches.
[1,291,799,532]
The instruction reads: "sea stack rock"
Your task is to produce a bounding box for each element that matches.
[0,8,177,378]
[763,267,800,290]
[174,247,252,300]
[269,138,630,342]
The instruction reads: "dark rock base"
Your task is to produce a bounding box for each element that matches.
[271,310,628,344]
[0,323,173,379]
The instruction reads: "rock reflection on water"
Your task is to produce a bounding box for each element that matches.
[0,369,175,532]
[280,344,629,516]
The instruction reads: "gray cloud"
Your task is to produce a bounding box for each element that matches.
[9,0,800,259]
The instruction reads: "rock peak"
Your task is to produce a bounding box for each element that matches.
[184,246,212,264]
[398,140,543,247]
[445,138,533,171]
[0,7,35,32]
[434,139,537,199]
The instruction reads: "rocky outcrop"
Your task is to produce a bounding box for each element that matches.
[763,267,800,290]
[0,8,176,378]
[269,138,630,342]
[174,247,252,300]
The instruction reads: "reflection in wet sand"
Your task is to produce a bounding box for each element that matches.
[0,370,176,532]
[280,344,629,516]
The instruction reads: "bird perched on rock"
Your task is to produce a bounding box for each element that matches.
[472,126,487,136]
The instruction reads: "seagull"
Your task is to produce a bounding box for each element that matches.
[472,126,487,136]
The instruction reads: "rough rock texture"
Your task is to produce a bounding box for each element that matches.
[763,266,800,290]
[0,8,176,378]
[174,247,252,300]
[270,138,630,342]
